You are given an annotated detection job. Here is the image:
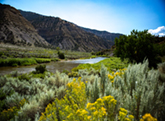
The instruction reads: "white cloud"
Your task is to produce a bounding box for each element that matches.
[159,33,165,36]
[148,26,165,36]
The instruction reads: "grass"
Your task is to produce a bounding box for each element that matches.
[0,44,92,59]
[0,58,37,67]
[0,58,58,67]
[0,44,92,67]
[35,58,51,63]
[72,57,128,72]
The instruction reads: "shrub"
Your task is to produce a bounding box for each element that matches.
[0,98,26,121]
[35,64,47,73]
[68,72,79,77]
[62,69,69,74]
[58,51,65,59]
[31,73,46,79]
[158,62,165,82]
[39,78,135,121]
[18,73,30,81]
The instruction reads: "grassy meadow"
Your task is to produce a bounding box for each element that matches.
[0,44,92,67]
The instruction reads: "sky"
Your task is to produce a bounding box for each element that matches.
[0,0,165,36]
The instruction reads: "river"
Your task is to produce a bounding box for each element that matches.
[0,57,107,75]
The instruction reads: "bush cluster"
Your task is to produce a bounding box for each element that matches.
[0,58,164,121]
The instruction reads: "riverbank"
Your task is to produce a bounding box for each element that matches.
[0,57,108,75]
[0,57,60,67]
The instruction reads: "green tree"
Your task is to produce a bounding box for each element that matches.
[114,29,161,68]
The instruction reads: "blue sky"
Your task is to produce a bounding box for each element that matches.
[0,0,165,35]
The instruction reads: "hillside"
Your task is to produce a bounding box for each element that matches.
[20,10,115,52]
[0,4,50,47]
[81,27,123,42]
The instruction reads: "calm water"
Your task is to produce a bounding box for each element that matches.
[0,57,106,75]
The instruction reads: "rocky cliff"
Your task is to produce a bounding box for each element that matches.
[0,4,50,47]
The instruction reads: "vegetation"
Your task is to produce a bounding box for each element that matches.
[58,51,65,59]
[114,30,162,68]
[0,58,37,67]
[72,57,128,73]
[0,57,164,121]
[0,30,165,120]
[0,44,92,67]
[35,64,47,74]
[0,58,54,67]
[0,44,91,59]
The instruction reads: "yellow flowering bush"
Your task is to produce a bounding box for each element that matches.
[86,95,117,121]
[0,98,26,121]
[108,68,126,83]
[39,77,136,121]
[140,113,157,121]
[39,77,87,121]
[118,108,134,121]
[39,102,57,121]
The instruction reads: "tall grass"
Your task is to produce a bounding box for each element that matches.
[0,58,37,67]
[0,58,55,67]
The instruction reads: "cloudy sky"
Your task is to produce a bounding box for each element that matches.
[0,0,165,36]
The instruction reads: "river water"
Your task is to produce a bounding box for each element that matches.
[0,57,106,75]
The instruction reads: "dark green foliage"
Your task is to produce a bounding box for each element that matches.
[0,89,14,112]
[58,51,65,59]
[158,62,165,83]
[154,36,165,56]
[0,52,4,56]
[0,58,37,67]
[114,29,161,68]
[35,58,51,63]
[62,69,69,74]
[31,73,46,79]
[154,43,165,56]
[0,89,6,112]
[35,64,47,74]
[51,58,60,62]
[18,73,30,81]
[68,72,79,77]
[96,51,104,55]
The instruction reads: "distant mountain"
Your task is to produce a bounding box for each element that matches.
[81,27,123,42]
[0,4,50,47]
[20,10,115,52]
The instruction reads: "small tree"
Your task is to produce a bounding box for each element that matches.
[58,51,65,59]
[35,64,47,73]
[114,29,161,68]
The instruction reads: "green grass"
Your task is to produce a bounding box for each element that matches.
[72,57,128,72]
[0,58,37,67]
[35,58,51,63]
[0,44,92,59]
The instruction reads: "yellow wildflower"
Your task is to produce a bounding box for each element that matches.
[120,108,128,114]
[73,78,76,82]
[128,115,134,120]
[93,111,98,116]
[125,118,131,121]
[87,116,91,120]
[141,113,157,121]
